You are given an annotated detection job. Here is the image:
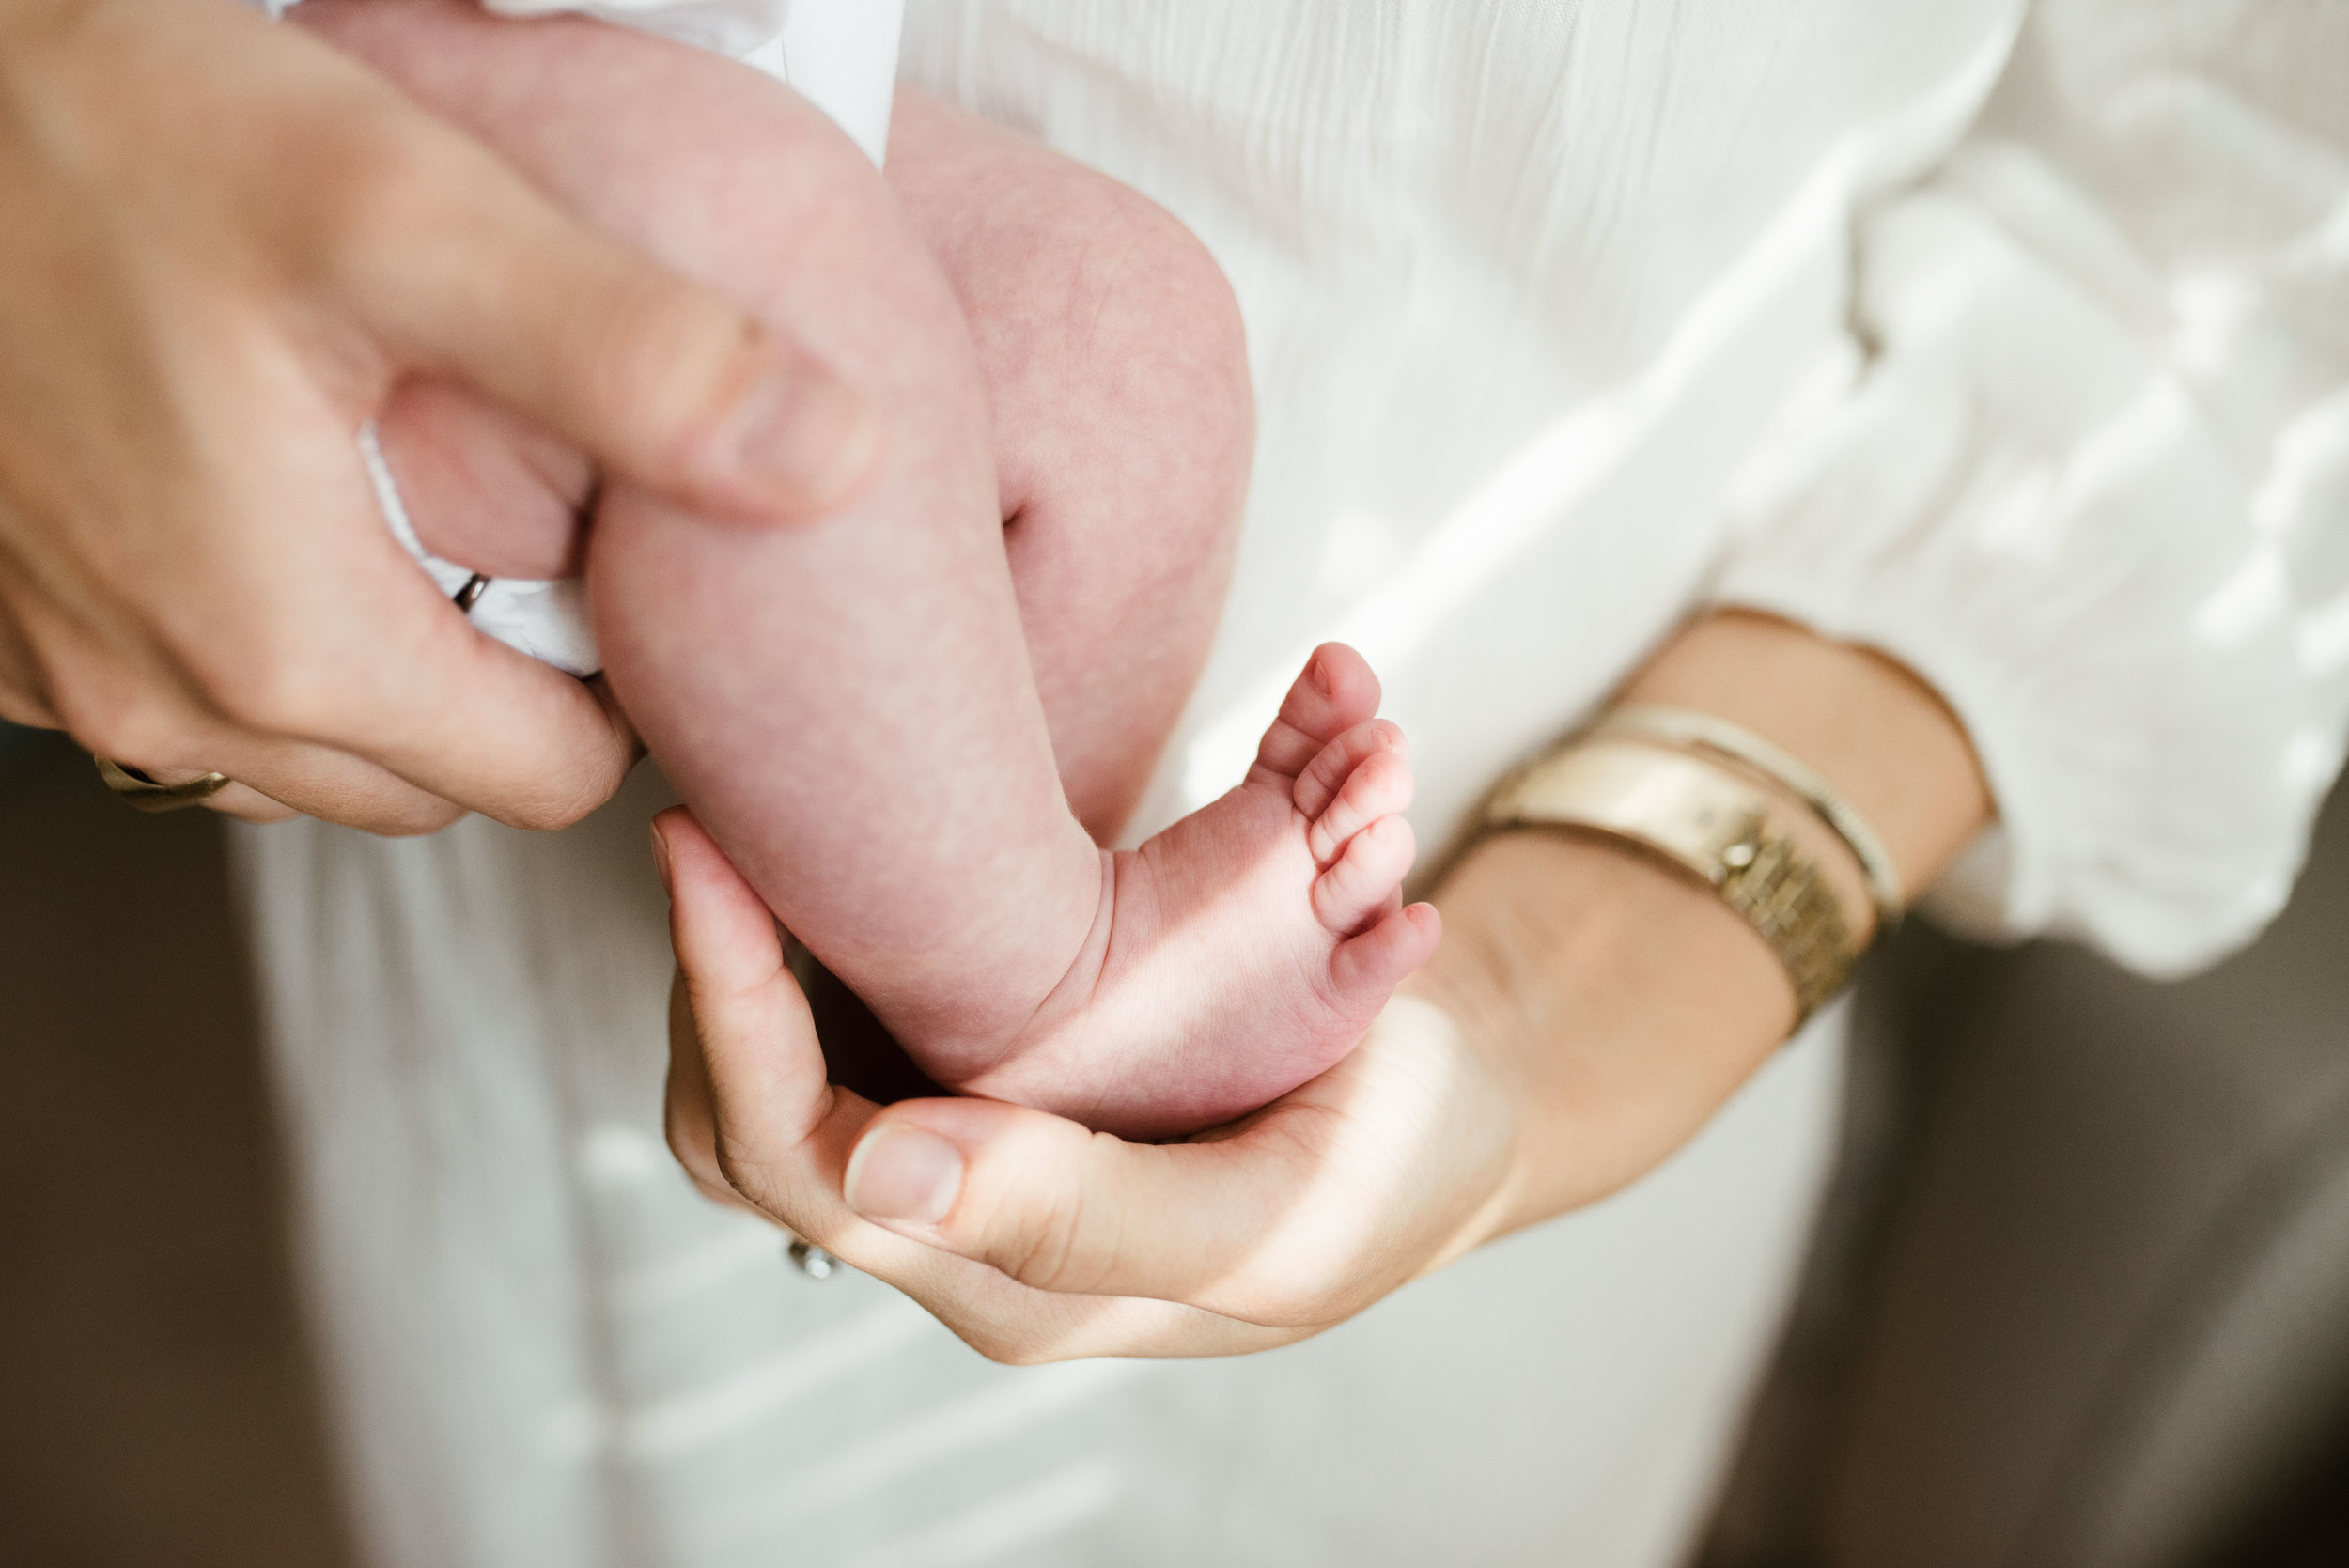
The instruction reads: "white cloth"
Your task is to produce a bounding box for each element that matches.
[364,423,605,676]
[373,0,906,675]
[239,2,2349,1565]
[483,0,904,153]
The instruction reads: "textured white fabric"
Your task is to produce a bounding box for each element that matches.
[474,0,903,158]
[1706,8,2349,972]
[365,422,606,677]
[242,774,1843,1568]
[238,3,2349,1566]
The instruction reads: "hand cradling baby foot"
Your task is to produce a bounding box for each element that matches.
[937,643,1440,1139]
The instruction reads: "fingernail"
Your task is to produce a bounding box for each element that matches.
[648,819,675,894]
[730,367,881,514]
[844,1125,963,1223]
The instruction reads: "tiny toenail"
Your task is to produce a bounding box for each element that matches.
[1310,657,1332,696]
[845,1126,964,1223]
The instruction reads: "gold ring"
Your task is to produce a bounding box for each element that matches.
[95,757,235,814]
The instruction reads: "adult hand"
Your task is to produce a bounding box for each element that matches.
[659,613,1995,1361]
[0,0,878,831]
[656,804,1518,1360]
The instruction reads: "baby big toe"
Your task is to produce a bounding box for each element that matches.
[1251,643,1384,781]
[1303,730,1413,863]
[1311,813,1416,936]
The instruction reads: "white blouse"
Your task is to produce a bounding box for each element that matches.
[901,0,2349,977]
[237,3,2349,1566]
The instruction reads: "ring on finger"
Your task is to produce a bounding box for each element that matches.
[786,1238,841,1279]
[95,756,236,814]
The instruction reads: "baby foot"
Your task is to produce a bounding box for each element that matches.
[946,644,1441,1138]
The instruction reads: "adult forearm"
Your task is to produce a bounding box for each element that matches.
[1414,609,1993,1240]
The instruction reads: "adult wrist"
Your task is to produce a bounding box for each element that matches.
[1621,609,1990,889]
[1415,612,1990,1244]
[1414,828,1794,1233]
[1465,718,1886,1021]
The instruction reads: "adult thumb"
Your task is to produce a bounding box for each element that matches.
[349,140,880,523]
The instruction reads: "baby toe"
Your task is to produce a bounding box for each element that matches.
[1304,739,1415,865]
[1293,717,1407,822]
[1251,643,1384,781]
[1311,813,1417,936]
[1330,902,1442,1001]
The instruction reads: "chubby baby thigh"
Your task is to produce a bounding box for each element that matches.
[887,88,1257,835]
[301,0,993,640]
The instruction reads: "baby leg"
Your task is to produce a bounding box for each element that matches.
[960,642,1441,1138]
[885,89,1252,843]
[374,87,1253,846]
[305,0,1103,1054]
[313,0,1433,1136]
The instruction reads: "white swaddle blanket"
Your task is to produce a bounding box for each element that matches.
[366,0,904,676]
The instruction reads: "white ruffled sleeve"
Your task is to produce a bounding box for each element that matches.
[1710,1,2349,976]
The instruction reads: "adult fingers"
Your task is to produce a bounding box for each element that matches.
[331,90,879,525]
[22,575,519,833]
[654,806,1300,1361]
[839,1094,1365,1328]
[836,993,1503,1328]
[185,532,640,830]
[116,764,301,824]
[0,688,59,729]
[325,586,641,831]
[895,1268,1308,1366]
[8,403,634,831]
[195,735,463,833]
[658,806,846,1161]
[0,610,60,729]
[8,575,465,830]
[203,780,302,823]
[663,971,768,1215]
[103,734,460,832]
[38,552,591,853]
[655,809,1043,1307]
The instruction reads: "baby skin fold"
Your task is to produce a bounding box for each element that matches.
[303,0,1439,1137]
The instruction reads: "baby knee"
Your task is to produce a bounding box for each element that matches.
[1065,181,1255,483]
[971,170,1256,543]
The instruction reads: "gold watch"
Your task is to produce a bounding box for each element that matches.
[1477,737,1863,1023]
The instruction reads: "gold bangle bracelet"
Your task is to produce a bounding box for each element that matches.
[1470,737,1865,1024]
[1593,705,1905,926]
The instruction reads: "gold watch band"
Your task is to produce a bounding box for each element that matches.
[1478,739,1862,1023]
